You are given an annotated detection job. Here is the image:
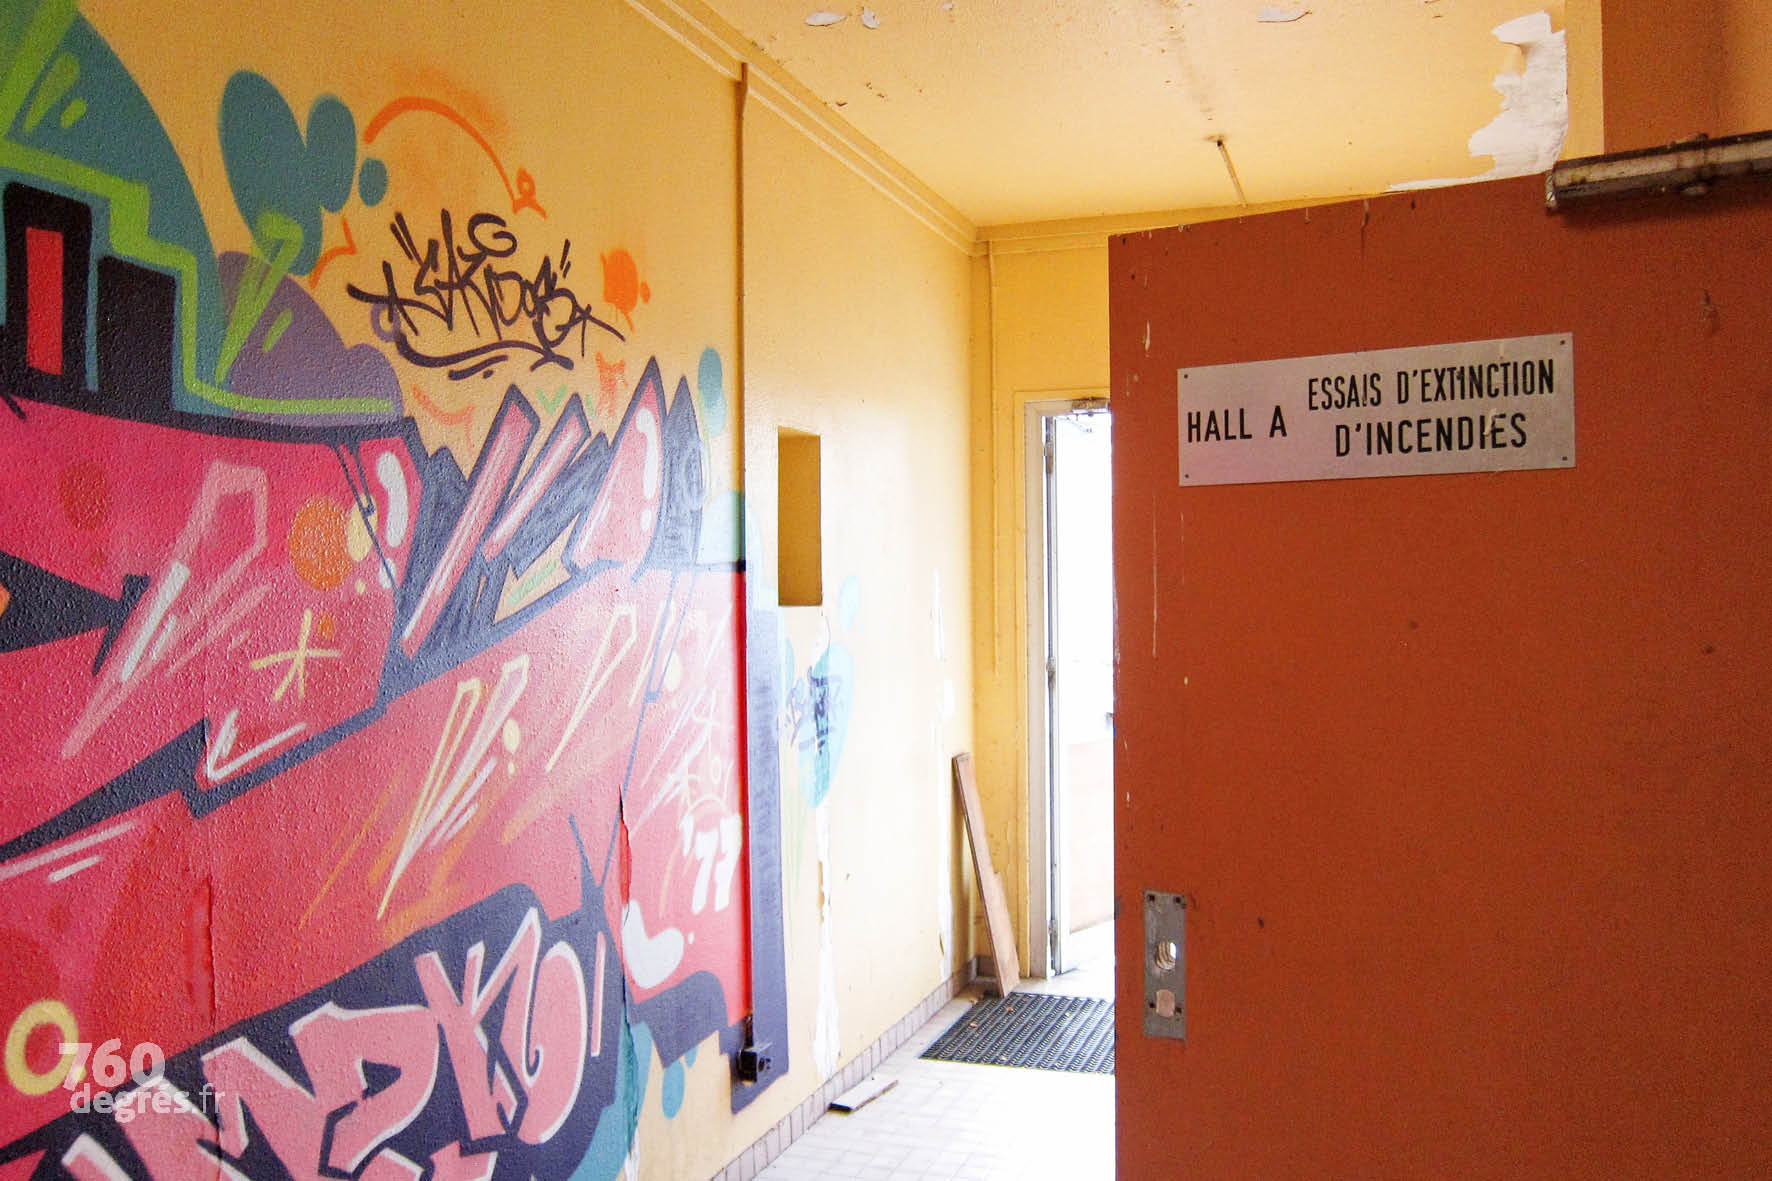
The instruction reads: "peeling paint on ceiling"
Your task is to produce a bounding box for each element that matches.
[1392,11,1569,189]
[712,0,1582,225]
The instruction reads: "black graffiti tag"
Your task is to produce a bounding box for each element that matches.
[347,210,623,381]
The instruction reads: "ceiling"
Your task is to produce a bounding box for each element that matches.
[709,0,1574,228]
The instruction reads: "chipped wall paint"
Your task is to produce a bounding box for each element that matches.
[775,576,860,1080]
[1393,11,1568,189]
[809,804,841,1079]
[1470,13,1569,173]
[783,599,856,811]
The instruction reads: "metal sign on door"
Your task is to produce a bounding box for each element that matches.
[1177,333,1575,487]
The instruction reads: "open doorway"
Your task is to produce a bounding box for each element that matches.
[1026,401,1114,982]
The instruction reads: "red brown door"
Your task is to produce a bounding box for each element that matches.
[1112,174,1772,1178]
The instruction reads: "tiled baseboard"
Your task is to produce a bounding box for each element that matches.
[712,959,980,1180]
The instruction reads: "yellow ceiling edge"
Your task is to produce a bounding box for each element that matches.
[743,75,976,253]
[979,196,1356,256]
[620,0,979,255]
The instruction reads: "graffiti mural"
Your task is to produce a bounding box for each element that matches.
[0,2,778,1176]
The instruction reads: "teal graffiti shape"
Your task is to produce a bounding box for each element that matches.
[570,1020,651,1181]
[839,573,861,631]
[697,346,727,434]
[788,580,860,806]
[218,71,354,276]
[791,639,853,808]
[697,489,743,566]
[358,155,388,206]
[661,1057,686,1118]
[217,72,357,384]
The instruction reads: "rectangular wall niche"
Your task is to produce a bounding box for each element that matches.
[777,427,823,606]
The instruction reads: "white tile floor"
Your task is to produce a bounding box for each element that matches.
[759,924,1115,1180]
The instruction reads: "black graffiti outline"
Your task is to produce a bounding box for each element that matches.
[347,210,624,381]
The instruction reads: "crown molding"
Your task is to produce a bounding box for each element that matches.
[621,0,978,254]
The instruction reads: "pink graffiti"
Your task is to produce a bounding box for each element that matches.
[414,907,588,1145]
[117,1081,241,1179]
[399,404,535,658]
[61,462,271,760]
[106,908,584,1179]
[0,364,747,1159]
[567,395,659,571]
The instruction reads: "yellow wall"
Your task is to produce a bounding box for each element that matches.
[969,241,1110,964]
[1600,0,1723,149]
[1565,0,1606,158]
[775,431,824,607]
[1721,0,1772,135]
[1599,0,1772,149]
[654,84,977,1181]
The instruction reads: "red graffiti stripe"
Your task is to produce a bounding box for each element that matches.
[25,227,63,376]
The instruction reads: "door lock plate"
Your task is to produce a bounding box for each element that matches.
[1143,890,1186,1040]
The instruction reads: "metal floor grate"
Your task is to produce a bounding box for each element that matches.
[920,993,1114,1074]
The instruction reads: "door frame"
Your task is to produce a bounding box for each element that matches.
[1023,391,1108,978]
